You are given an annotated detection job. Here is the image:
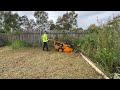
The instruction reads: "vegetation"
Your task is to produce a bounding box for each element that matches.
[0,11,120,75]
[55,11,78,32]
[67,16,120,73]
[9,40,30,49]
[0,11,21,33]
[0,47,103,79]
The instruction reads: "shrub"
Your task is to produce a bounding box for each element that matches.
[10,40,30,49]
[58,34,78,51]
[67,16,120,73]
[76,18,120,73]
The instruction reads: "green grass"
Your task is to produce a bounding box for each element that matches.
[74,17,120,73]
[9,40,30,49]
[58,15,120,74]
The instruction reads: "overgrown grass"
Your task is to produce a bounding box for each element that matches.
[72,16,120,73]
[58,34,81,52]
[58,15,120,74]
[9,40,31,49]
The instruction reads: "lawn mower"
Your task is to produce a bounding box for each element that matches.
[48,39,73,52]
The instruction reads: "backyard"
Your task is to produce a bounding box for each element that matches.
[0,46,103,79]
[1,11,120,79]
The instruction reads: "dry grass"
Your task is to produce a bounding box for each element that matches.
[0,46,103,79]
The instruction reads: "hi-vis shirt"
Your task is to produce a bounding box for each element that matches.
[42,34,48,42]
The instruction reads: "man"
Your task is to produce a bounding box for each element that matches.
[42,31,49,51]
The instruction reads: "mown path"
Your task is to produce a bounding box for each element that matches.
[0,46,103,79]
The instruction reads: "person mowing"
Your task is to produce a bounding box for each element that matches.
[42,31,49,51]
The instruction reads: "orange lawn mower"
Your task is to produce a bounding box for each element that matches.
[48,39,73,52]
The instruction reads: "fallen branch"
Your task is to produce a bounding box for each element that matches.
[80,53,109,79]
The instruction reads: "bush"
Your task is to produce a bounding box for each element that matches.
[75,18,120,73]
[9,40,30,49]
[0,29,6,33]
[58,34,77,50]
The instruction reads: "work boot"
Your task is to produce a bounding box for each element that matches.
[47,47,51,51]
[43,48,45,51]
[47,48,49,51]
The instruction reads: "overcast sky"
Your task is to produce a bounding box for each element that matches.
[14,11,120,29]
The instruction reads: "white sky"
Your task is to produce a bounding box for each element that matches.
[13,11,120,29]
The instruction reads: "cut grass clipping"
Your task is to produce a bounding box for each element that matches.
[10,40,30,49]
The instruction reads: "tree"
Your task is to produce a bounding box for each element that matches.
[48,20,55,30]
[3,11,13,32]
[10,13,21,32]
[56,16,63,30]
[0,11,21,33]
[76,27,83,32]
[78,27,83,30]
[69,11,78,31]
[55,11,78,32]
[62,12,70,30]
[19,15,30,31]
[29,19,36,31]
[0,11,5,33]
[34,11,48,33]
[50,24,56,30]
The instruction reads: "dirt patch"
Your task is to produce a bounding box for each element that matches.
[0,46,12,53]
[0,47,103,79]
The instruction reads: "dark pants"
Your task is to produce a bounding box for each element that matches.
[43,42,48,51]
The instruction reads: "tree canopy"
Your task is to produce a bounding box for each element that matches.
[0,11,80,33]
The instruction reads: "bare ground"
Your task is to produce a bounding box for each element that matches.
[0,46,104,79]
